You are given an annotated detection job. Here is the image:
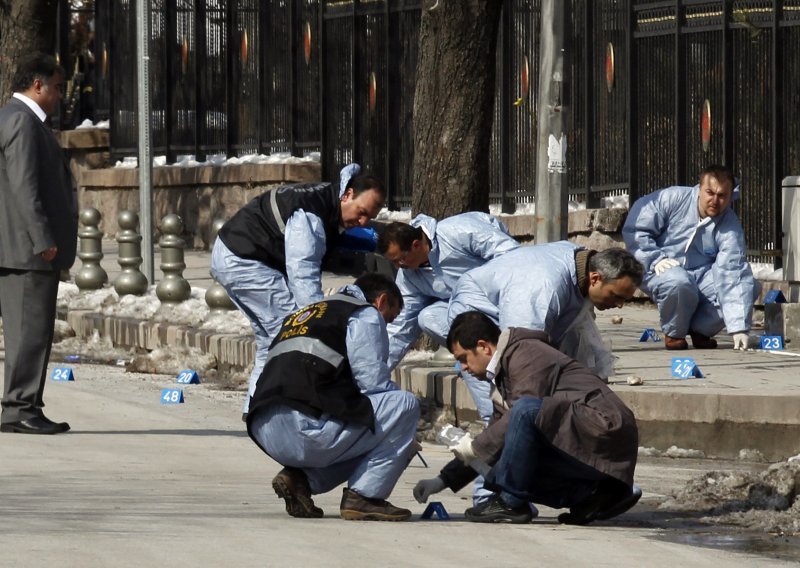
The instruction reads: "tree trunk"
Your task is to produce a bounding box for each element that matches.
[0,0,59,97]
[411,0,502,218]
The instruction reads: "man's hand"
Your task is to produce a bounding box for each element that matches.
[653,258,680,275]
[41,247,58,262]
[413,477,446,504]
[448,433,476,465]
[732,332,750,351]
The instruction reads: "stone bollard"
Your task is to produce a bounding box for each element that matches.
[205,219,236,314]
[156,214,192,304]
[74,208,109,290]
[114,210,149,296]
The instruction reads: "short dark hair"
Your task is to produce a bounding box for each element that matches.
[447,311,500,351]
[347,174,387,202]
[589,248,643,286]
[354,272,403,310]
[700,164,736,190]
[376,222,423,254]
[12,53,64,93]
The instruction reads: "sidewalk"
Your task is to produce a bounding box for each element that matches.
[69,240,800,461]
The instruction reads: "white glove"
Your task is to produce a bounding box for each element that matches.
[732,332,750,351]
[448,433,477,465]
[413,477,447,504]
[653,258,680,275]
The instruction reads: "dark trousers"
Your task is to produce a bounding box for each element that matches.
[0,268,59,422]
[487,396,614,510]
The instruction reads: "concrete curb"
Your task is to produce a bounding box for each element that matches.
[57,306,800,462]
[61,309,256,370]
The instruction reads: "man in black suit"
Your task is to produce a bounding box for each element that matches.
[0,53,78,434]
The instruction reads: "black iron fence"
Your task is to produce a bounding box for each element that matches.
[59,0,800,263]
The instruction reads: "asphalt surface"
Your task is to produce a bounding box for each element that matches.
[0,360,797,567]
[2,241,798,565]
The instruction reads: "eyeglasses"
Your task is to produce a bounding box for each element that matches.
[388,248,410,267]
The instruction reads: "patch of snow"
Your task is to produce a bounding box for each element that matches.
[114,151,321,169]
[74,119,110,130]
[663,445,706,459]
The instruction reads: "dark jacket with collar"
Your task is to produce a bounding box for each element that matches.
[441,328,638,491]
[218,182,341,274]
[246,292,376,438]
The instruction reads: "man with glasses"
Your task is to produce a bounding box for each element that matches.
[0,53,76,435]
[377,212,519,506]
[377,212,519,415]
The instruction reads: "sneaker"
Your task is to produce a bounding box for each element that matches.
[689,331,717,349]
[664,335,688,350]
[272,467,324,518]
[339,488,411,521]
[464,494,533,524]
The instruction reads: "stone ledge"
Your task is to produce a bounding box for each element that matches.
[79,162,321,188]
[758,280,800,304]
[396,364,800,460]
[616,389,800,425]
[62,309,256,370]
[56,128,110,150]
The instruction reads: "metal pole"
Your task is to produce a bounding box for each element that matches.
[136,0,154,283]
[534,0,568,243]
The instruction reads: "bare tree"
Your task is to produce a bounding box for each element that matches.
[411,0,502,217]
[0,0,59,97]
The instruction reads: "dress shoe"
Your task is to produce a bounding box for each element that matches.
[664,335,688,350]
[339,487,411,521]
[559,482,642,525]
[36,414,71,433]
[689,331,717,349]
[595,484,643,521]
[0,416,68,435]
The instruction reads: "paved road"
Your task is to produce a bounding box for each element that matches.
[0,361,795,567]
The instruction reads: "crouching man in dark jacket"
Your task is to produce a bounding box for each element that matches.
[413,311,641,525]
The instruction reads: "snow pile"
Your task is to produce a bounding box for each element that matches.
[751,262,785,281]
[637,445,706,459]
[52,328,134,364]
[74,119,110,130]
[127,346,217,377]
[662,459,800,535]
[114,151,321,169]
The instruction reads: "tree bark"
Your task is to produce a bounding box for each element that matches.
[411,0,503,218]
[0,0,59,97]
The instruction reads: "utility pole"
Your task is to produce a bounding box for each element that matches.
[534,0,569,243]
[136,0,154,283]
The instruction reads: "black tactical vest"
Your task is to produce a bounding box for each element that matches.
[246,293,376,437]
[218,182,341,273]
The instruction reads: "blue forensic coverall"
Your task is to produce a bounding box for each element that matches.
[448,242,615,376]
[448,241,591,347]
[211,165,361,413]
[249,285,420,500]
[622,185,758,338]
[386,212,520,369]
[211,213,332,412]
